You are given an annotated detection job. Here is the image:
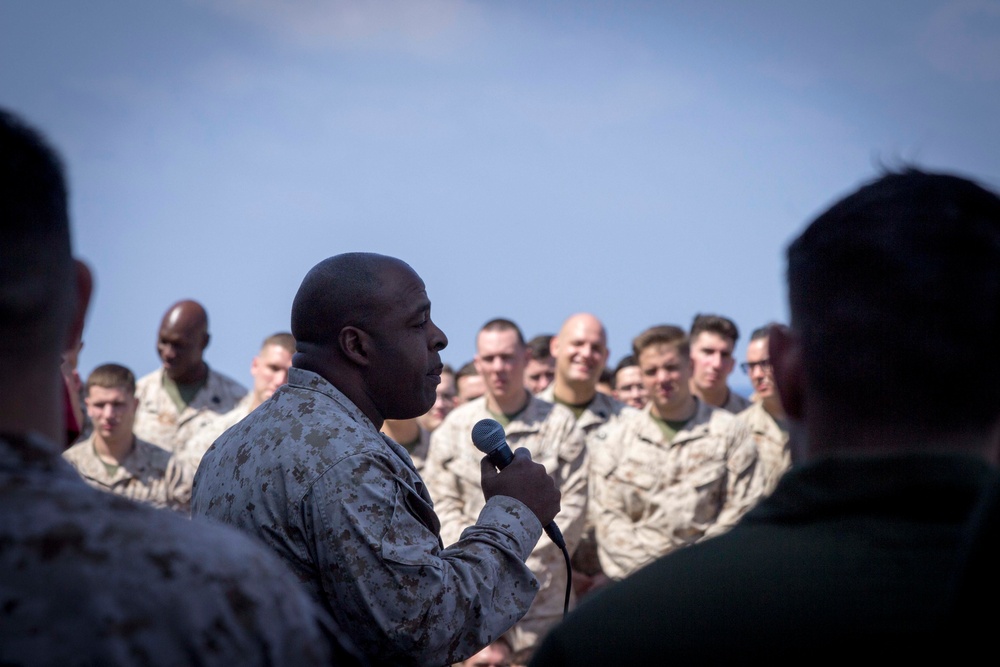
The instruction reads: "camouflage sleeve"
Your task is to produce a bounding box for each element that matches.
[593,468,673,580]
[424,419,475,546]
[165,454,193,516]
[703,421,761,539]
[307,451,542,666]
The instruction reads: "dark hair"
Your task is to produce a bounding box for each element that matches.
[526,334,554,361]
[749,325,778,342]
[479,318,525,346]
[787,168,1000,430]
[0,109,74,361]
[632,325,689,360]
[614,354,639,374]
[690,314,739,346]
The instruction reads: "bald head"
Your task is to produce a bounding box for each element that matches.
[157,300,209,384]
[552,312,609,399]
[291,253,405,351]
[291,252,448,427]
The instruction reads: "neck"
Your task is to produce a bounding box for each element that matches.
[762,395,786,421]
[652,394,697,422]
[249,391,265,412]
[382,419,420,444]
[690,382,728,408]
[94,432,135,463]
[0,364,65,446]
[296,355,385,430]
[802,401,1000,464]
[487,388,530,416]
[554,378,596,406]
[169,361,207,386]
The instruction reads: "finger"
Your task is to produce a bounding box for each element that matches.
[480,455,498,479]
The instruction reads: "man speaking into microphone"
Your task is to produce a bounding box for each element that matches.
[192,253,560,667]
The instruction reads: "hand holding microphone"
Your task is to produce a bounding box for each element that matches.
[472,418,564,547]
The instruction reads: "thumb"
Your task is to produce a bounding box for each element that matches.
[480,455,499,480]
[512,447,533,463]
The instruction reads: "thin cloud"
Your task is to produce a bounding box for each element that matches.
[195,0,482,56]
[920,0,1000,82]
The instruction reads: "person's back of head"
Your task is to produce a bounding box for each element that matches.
[0,109,74,370]
[787,169,1000,437]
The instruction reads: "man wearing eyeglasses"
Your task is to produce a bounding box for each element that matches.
[737,326,791,497]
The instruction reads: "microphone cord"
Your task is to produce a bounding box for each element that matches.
[560,541,572,617]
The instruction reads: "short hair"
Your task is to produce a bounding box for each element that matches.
[599,368,614,386]
[441,363,455,378]
[749,325,778,343]
[690,314,740,346]
[291,253,388,347]
[614,353,639,374]
[86,363,136,396]
[787,168,1000,430]
[261,332,295,355]
[526,334,554,361]
[0,109,74,362]
[479,318,525,346]
[632,325,689,360]
[456,361,478,380]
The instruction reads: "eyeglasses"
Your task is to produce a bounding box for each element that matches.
[740,359,771,374]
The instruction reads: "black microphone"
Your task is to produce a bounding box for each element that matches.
[471,418,565,549]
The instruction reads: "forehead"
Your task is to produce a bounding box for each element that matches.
[692,331,734,352]
[616,365,642,382]
[477,328,523,355]
[378,261,428,308]
[259,344,293,364]
[563,317,606,345]
[87,384,130,401]
[746,337,769,361]
[638,342,684,367]
[525,357,554,372]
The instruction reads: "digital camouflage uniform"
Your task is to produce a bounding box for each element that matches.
[192,368,542,667]
[0,432,359,667]
[423,394,588,658]
[592,398,760,580]
[407,424,432,472]
[63,433,192,514]
[537,385,639,577]
[133,366,245,467]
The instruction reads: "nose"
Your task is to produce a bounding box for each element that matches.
[429,320,448,352]
[275,369,288,386]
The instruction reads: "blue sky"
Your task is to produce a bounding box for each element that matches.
[3,0,999,395]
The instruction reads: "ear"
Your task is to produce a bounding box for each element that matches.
[340,326,372,367]
[549,336,559,357]
[769,325,805,420]
[65,260,93,354]
[201,331,211,351]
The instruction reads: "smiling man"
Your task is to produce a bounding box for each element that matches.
[538,313,636,597]
[192,254,561,666]
[591,324,760,580]
[133,300,246,463]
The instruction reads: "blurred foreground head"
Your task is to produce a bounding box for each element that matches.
[779,169,1000,450]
